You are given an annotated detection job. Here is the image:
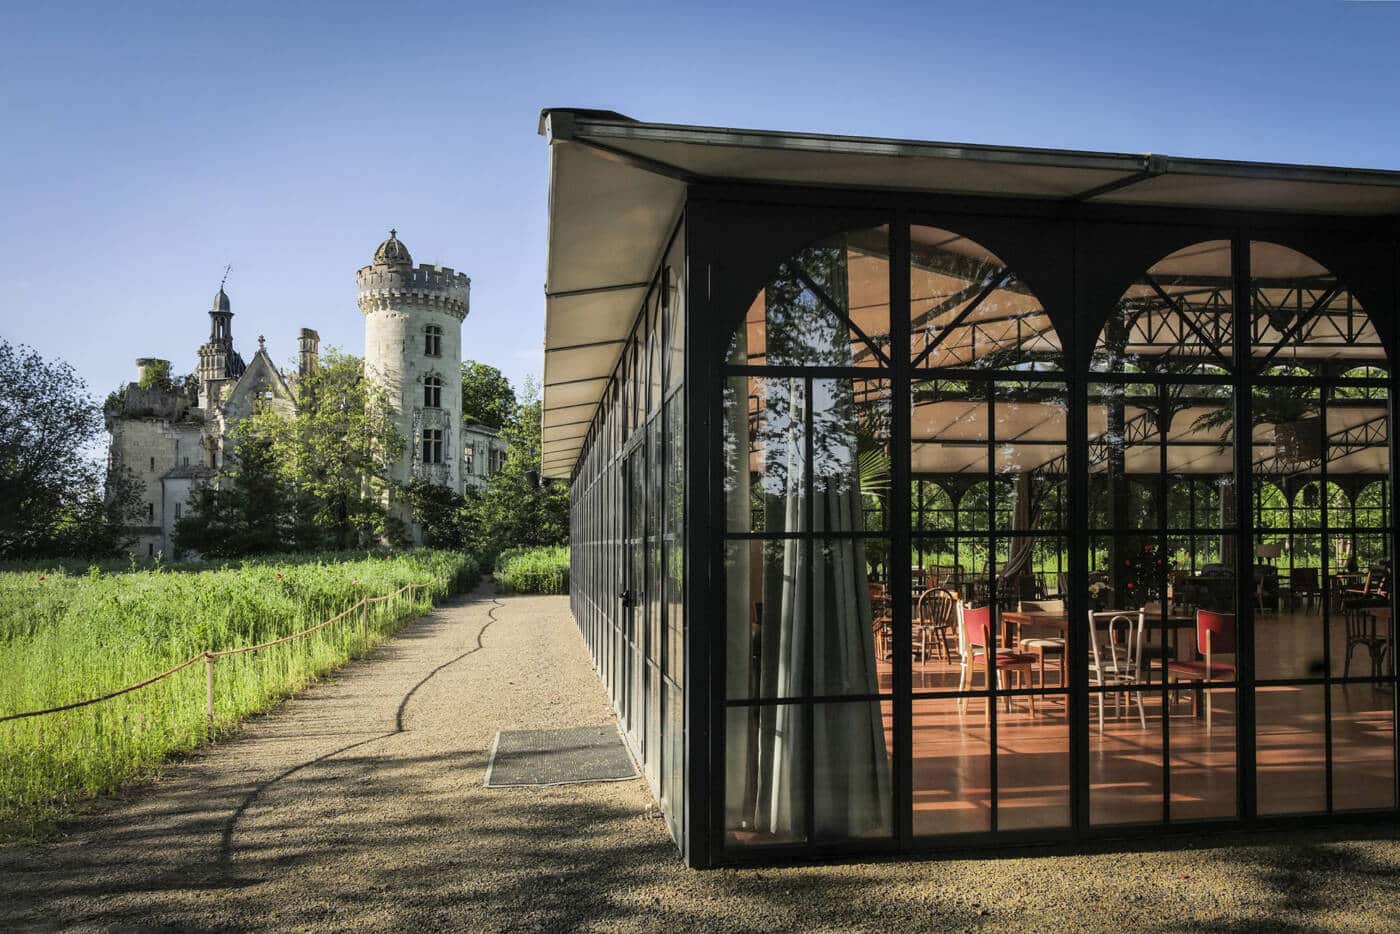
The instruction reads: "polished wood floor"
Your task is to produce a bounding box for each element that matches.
[877,607,1395,833]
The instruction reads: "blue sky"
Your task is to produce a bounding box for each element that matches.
[2,1,1398,404]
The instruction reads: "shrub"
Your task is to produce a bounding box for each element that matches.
[496,546,569,594]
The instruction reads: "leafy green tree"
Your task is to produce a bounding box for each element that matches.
[174,421,306,557]
[177,349,405,554]
[262,349,406,549]
[406,478,477,549]
[466,378,569,555]
[460,360,516,430]
[0,340,141,559]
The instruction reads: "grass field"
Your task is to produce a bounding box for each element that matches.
[496,546,569,594]
[0,550,479,839]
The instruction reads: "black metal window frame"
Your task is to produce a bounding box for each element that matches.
[681,187,1399,868]
[566,216,688,852]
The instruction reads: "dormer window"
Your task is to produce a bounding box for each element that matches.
[424,325,443,357]
[423,375,443,408]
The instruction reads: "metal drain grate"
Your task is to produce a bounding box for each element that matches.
[483,725,638,787]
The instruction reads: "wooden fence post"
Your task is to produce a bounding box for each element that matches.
[204,652,215,741]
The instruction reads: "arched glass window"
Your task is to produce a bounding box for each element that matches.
[722,227,893,849]
[1089,238,1393,827]
[910,226,1069,835]
[910,226,1059,370]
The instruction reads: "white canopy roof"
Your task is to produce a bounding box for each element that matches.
[540,109,1400,479]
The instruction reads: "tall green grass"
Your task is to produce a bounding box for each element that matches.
[0,550,480,839]
[496,546,570,594]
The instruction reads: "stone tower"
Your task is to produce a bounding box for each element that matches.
[196,287,246,409]
[357,230,470,511]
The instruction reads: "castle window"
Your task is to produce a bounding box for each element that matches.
[150,457,155,471]
[422,428,444,464]
[424,325,443,357]
[147,502,154,520]
[424,375,443,408]
[464,445,475,472]
[175,502,182,519]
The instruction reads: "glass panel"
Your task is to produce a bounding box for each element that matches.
[912,377,989,479]
[1094,240,1234,375]
[997,694,1070,830]
[910,225,1060,370]
[912,696,990,836]
[1090,686,1164,826]
[813,538,886,697]
[993,380,1068,537]
[1170,387,1234,529]
[645,660,661,787]
[664,393,684,686]
[663,682,684,841]
[1250,241,1382,370]
[1335,581,1391,681]
[725,539,808,700]
[914,479,956,535]
[1170,688,1237,821]
[647,290,661,416]
[1259,533,1323,681]
[1331,684,1395,811]
[724,375,806,534]
[813,700,894,841]
[812,378,890,535]
[729,227,890,368]
[1257,684,1327,815]
[724,704,807,846]
[665,231,685,392]
[1089,382,1162,532]
[910,539,963,693]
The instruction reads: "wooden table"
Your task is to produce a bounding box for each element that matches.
[1000,608,1198,654]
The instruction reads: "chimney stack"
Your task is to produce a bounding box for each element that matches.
[298,328,320,378]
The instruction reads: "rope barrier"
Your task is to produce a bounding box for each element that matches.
[0,580,432,728]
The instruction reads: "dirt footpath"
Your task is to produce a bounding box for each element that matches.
[4,583,1400,932]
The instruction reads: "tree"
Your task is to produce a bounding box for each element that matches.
[460,360,516,430]
[0,340,141,559]
[174,419,306,557]
[176,349,406,554]
[406,478,475,550]
[275,350,406,548]
[466,377,569,555]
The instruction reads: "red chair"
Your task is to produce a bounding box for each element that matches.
[957,603,1036,721]
[1166,609,1235,732]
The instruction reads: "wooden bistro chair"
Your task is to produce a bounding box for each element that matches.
[1016,599,1067,690]
[868,586,892,661]
[1288,567,1321,612]
[1166,610,1236,733]
[915,587,958,667]
[957,602,1036,722]
[1343,603,1391,679]
[1087,610,1147,731]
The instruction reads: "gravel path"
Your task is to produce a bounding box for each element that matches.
[4,582,1400,932]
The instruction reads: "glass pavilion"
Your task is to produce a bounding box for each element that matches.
[540,109,1400,867]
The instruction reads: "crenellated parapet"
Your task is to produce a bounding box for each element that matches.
[356,263,471,320]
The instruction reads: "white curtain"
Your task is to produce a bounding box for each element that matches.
[727,244,892,841]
